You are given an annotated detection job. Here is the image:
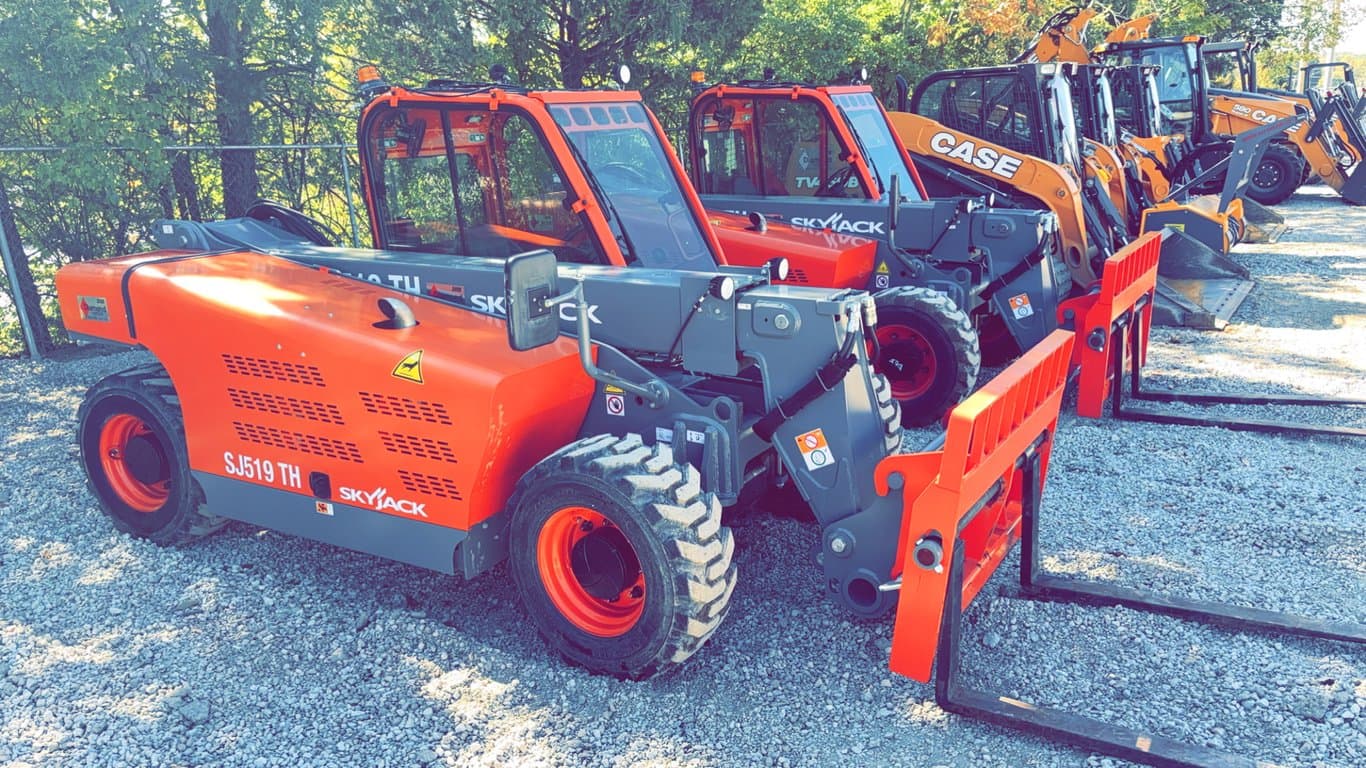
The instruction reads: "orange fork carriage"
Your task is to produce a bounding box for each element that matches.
[1063,230,1366,437]
[874,232,1363,766]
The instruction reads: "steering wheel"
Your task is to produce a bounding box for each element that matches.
[245,199,336,246]
[814,164,857,197]
[596,162,653,188]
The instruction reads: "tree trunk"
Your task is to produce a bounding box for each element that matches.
[0,181,55,354]
[206,0,259,218]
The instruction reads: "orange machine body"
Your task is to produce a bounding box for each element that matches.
[58,250,595,540]
[706,210,877,289]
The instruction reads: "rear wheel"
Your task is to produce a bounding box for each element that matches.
[509,434,736,679]
[77,364,225,545]
[873,288,979,427]
[1248,144,1303,205]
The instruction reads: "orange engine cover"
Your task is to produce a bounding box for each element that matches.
[707,210,877,289]
[57,250,595,533]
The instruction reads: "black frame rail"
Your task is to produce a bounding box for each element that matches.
[933,448,1366,768]
[1101,305,1366,437]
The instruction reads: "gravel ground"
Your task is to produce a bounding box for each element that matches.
[1,188,1362,767]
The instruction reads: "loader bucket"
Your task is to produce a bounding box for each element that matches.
[1056,231,1161,419]
[1339,162,1366,205]
[1238,198,1288,242]
[1151,229,1253,330]
[874,328,1074,683]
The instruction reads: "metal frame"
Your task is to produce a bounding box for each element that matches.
[933,449,1366,768]
[1104,308,1366,437]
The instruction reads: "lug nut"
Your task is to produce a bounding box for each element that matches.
[830,536,848,554]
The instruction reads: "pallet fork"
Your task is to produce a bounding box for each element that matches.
[1063,231,1366,438]
[875,242,1365,765]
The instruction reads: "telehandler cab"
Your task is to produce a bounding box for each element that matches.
[55,62,1365,767]
[685,75,1069,414]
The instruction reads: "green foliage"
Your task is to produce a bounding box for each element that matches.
[0,0,1332,357]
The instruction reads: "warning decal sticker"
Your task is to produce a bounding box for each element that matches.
[1008,293,1034,320]
[795,428,834,472]
[78,296,110,322]
[392,349,425,383]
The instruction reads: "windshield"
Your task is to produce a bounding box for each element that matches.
[829,92,926,201]
[1046,70,1081,172]
[1145,71,1167,134]
[550,102,714,270]
[1094,71,1118,146]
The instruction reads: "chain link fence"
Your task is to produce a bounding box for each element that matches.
[0,144,367,358]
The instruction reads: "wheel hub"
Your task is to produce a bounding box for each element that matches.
[876,324,937,400]
[570,525,640,601]
[121,434,168,485]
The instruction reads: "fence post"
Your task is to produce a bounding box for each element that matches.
[0,179,42,360]
[340,147,361,247]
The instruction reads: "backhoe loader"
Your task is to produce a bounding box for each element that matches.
[888,61,1269,328]
[54,63,1363,768]
[685,75,1067,411]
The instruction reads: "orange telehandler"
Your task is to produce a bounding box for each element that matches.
[53,64,1363,767]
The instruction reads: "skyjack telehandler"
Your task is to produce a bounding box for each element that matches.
[886,60,1273,329]
[684,74,1069,417]
[55,64,1364,767]
[684,75,1076,374]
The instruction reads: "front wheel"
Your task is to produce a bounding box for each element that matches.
[508,434,736,679]
[77,364,226,545]
[873,288,980,426]
[1247,143,1303,205]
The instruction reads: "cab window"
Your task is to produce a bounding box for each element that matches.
[365,105,603,264]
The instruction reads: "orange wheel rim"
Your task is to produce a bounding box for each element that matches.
[536,505,645,637]
[876,323,937,400]
[98,414,170,513]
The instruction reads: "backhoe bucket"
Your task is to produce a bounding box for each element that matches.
[1238,198,1287,242]
[875,328,1074,682]
[1151,229,1253,329]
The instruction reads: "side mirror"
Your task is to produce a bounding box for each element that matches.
[504,249,560,351]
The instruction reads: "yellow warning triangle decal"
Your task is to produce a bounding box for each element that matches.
[392,349,424,383]
[876,262,890,274]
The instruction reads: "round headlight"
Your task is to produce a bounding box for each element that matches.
[709,275,736,301]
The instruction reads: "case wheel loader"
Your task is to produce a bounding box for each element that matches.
[1022,5,1366,205]
[54,63,1362,767]
[887,60,1267,329]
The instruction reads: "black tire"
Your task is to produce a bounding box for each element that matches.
[508,433,736,679]
[869,372,904,454]
[873,287,979,427]
[77,363,226,546]
[1247,143,1303,205]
